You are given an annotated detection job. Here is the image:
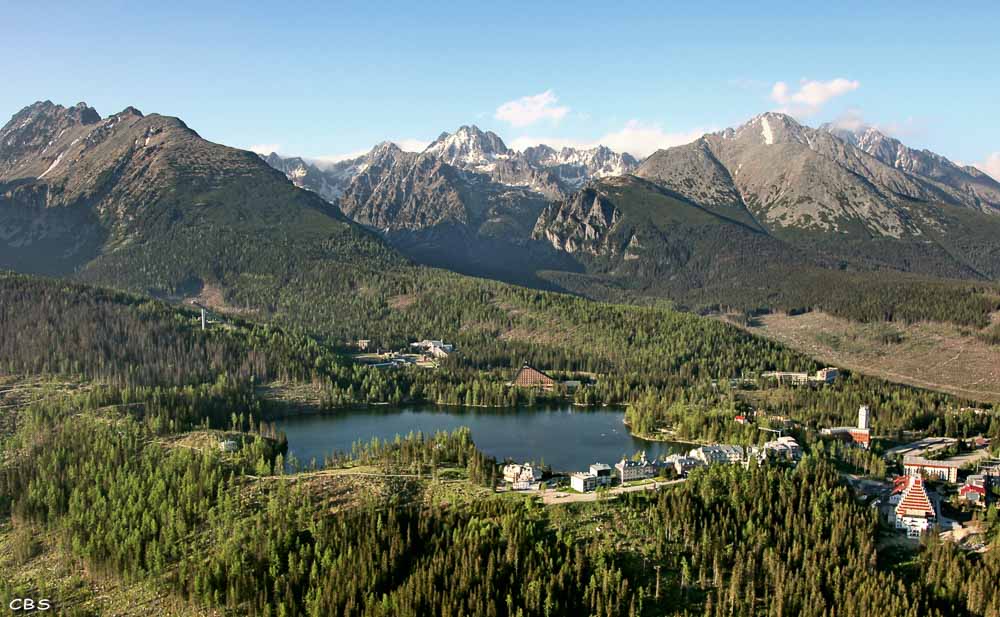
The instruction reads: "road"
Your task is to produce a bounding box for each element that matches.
[539,478,685,504]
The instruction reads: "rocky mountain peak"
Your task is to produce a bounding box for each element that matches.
[726,112,809,146]
[370,140,403,157]
[117,106,144,119]
[0,100,105,175]
[423,124,510,168]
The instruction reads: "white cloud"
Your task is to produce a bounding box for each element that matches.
[310,150,369,166]
[495,90,570,127]
[391,138,431,152]
[974,152,1000,180]
[829,109,867,133]
[508,120,707,159]
[248,143,282,155]
[828,109,925,141]
[597,121,707,158]
[770,78,860,116]
[308,138,432,166]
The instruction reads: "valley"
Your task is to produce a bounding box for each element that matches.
[1,96,999,617]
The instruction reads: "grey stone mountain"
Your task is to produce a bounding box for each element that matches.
[261,125,639,284]
[262,152,353,202]
[264,124,641,206]
[258,113,1000,290]
[821,123,1000,215]
[636,112,932,239]
[633,112,1000,240]
[532,112,1000,295]
[0,100,368,285]
[331,136,571,284]
[422,125,512,169]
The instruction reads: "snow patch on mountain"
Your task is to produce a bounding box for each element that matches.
[761,117,774,145]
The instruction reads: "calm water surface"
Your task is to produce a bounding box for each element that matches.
[276,405,689,472]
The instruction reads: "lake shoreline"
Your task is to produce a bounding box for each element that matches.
[275,404,692,474]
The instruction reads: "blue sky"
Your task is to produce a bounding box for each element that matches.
[4,1,998,175]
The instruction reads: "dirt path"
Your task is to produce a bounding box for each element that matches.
[539,478,685,504]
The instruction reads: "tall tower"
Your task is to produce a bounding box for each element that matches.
[858,405,870,430]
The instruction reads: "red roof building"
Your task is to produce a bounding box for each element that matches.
[959,474,990,506]
[893,476,936,537]
[959,484,987,500]
[511,364,556,390]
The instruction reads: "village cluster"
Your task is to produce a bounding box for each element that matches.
[501,402,997,542]
[871,435,999,537]
[348,346,998,541]
[354,339,455,368]
[503,433,804,494]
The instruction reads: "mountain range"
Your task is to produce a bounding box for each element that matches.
[2,99,999,328]
[260,112,1000,299]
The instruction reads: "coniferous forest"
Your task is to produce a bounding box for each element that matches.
[1,270,998,616]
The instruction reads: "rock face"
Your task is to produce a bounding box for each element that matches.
[422,125,512,170]
[261,153,361,202]
[264,124,640,211]
[523,144,639,187]
[260,125,639,284]
[632,112,1000,250]
[532,185,622,256]
[637,113,930,239]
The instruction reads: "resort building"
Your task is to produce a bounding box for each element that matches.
[615,454,659,483]
[821,405,872,449]
[570,472,598,493]
[567,463,613,492]
[503,463,543,490]
[689,444,744,465]
[410,340,454,357]
[814,367,840,383]
[893,476,937,538]
[903,457,960,484]
[760,367,840,386]
[589,463,613,486]
[663,454,702,477]
[959,475,989,506]
[762,436,802,461]
[510,364,557,390]
[887,475,909,505]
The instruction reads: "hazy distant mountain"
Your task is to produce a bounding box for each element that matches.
[265,124,640,205]
[821,123,1000,215]
[260,125,636,283]
[261,152,363,202]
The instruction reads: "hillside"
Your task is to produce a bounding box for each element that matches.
[0,100,400,306]
[727,310,1000,402]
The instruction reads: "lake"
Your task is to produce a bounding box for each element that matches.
[275,405,690,472]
